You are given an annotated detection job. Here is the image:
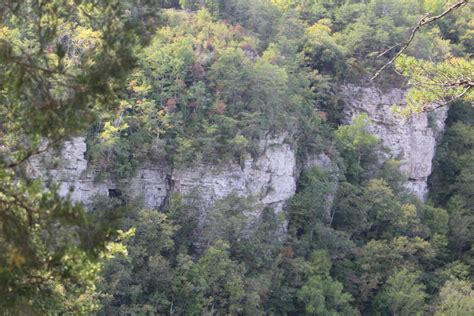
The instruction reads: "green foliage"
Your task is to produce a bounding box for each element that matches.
[430,103,474,211]
[435,278,474,316]
[288,167,334,234]
[98,194,282,314]
[3,1,473,314]
[297,251,359,316]
[287,167,355,258]
[446,197,474,260]
[331,181,369,238]
[346,236,434,310]
[200,194,253,250]
[376,158,408,194]
[303,19,346,76]
[186,241,248,314]
[87,8,323,178]
[0,0,154,313]
[364,179,403,239]
[393,2,473,112]
[91,3,473,316]
[429,103,474,261]
[98,207,179,314]
[396,56,474,113]
[336,114,379,183]
[422,205,449,237]
[372,269,428,315]
[0,183,124,314]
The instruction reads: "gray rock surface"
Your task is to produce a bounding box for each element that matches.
[30,85,447,212]
[29,138,110,202]
[342,85,448,200]
[173,134,296,212]
[34,135,298,214]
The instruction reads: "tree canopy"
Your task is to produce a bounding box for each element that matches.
[1,0,473,314]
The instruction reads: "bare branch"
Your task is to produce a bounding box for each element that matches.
[421,85,473,112]
[376,43,402,58]
[371,0,470,81]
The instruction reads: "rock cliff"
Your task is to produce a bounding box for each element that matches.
[172,134,296,212]
[30,86,447,213]
[31,134,301,213]
[342,85,448,199]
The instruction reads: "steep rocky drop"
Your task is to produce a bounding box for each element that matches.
[342,85,448,200]
[30,86,448,211]
[30,135,302,213]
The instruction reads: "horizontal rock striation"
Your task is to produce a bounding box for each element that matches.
[31,135,301,214]
[29,86,447,214]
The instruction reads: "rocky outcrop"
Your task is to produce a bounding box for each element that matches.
[173,134,296,212]
[29,138,110,202]
[30,85,445,213]
[32,135,299,213]
[342,85,448,200]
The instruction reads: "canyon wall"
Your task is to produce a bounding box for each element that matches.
[30,86,448,214]
[342,85,448,199]
[30,135,305,213]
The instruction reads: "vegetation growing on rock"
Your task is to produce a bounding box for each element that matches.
[1,0,472,314]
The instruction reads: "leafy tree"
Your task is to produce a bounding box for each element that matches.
[421,205,449,237]
[0,0,154,313]
[393,204,428,238]
[367,0,473,110]
[362,179,401,239]
[428,261,471,298]
[186,241,250,314]
[347,236,434,310]
[297,251,358,316]
[2,2,471,315]
[375,158,408,194]
[336,114,379,183]
[286,167,355,258]
[200,194,252,250]
[287,167,334,236]
[429,103,474,209]
[435,278,474,316]
[215,0,282,51]
[372,269,428,316]
[233,207,283,272]
[331,181,369,239]
[98,207,177,315]
[86,8,321,175]
[303,19,345,75]
[446,197,474,260]
[167,193,200,255]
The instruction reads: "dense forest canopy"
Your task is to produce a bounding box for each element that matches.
[0,0,473,314]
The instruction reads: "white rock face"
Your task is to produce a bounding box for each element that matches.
[129,166,169,209]
[31,85,443,212]
[29,138,110,202]
[342,85,448,200]
[35,135,298,213]
[173,134,296,212]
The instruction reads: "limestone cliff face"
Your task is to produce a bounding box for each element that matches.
[30,86,447,212]
[32,135,301,213]
[342,85,448,200]
[172,134,296,212]
[29,138,110,202]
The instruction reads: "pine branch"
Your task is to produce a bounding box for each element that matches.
[422,85,473,112]
[371,0,470,81]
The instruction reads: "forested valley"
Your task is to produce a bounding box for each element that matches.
[0,0,473,315]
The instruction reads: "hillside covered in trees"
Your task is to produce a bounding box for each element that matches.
[0,0,473,315]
